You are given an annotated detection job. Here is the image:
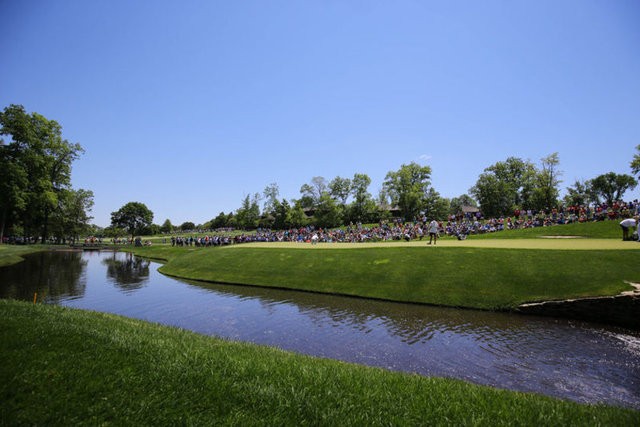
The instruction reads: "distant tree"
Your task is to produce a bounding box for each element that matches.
[210,211,231,229]
[631,145,640,178]
[50,188,94,243]
[383,162,433,220]
[348,173,375,222]
[180,221,196,231]
[235,193,261,229]
[563,180,594,206]
[470,157,537,217]
[449,194,477,216]
[160,219,173,233]
[272,199,291,230]
[531,153,562,210]
[110,202,154,240]
[329,176,352,205]
[423,188,449,221]
[287,201,309,228]
[300,176,328,206]
[262,182,280,215]
[313,193,342,228]
[588,172,637,205]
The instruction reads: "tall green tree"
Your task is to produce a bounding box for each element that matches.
[588,172,637,205]
[110,202,154,239]
[0,147,28,242]
[50,188,94,243]
[531,153,562,210]
[328,176,352,205]
[470,157,537,217]
[383,162,433,220]
[262,182,280,215]
[0,105,84,242]
[235,194,261,229]
[313,193,342,228]
[347,173,376,223]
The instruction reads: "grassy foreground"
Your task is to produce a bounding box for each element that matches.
[129,243,639,310]
[1,300,637,426]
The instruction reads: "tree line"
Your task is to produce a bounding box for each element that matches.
[2,105,639,241]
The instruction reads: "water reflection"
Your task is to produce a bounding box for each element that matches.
[102,251,150,292]
[0,250,87,303]
[0,250,639,409]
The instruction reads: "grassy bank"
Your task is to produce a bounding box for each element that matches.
[129,243,639,310]
[1,300,636,425]
[0,245,48,267]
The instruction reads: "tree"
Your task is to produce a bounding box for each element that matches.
[313,193,342,228]
[588,172,637,205]
[328,176,352,205]
[0,146,28,242]
[287,201,309,228]
[300,176,328,207]
[272,199,291,230]
[449,194,477,216]
[0,104,84,242]
[383,162,433,220]
[262,182,280,215]
[235,193,261,229]
[110,202,154,240]
[423,188,450,221]
[470,157,537,217]
[631,145,640,178]
[160,219,174,233]
[563,180,594,206]
[50,188,94,243]
[180,221,196,231]
[531,153,562,211]
[210,212,232,229]
[347,173,375,223]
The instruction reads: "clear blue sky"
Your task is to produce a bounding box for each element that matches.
[2,0,639,227]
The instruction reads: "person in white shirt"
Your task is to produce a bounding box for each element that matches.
[428,220,439,245]
[619,217,637,241]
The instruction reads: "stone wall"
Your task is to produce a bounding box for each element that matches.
[517,294,640,330]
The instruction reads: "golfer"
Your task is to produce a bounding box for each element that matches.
[619,217,637,241]
[428,219,439,245]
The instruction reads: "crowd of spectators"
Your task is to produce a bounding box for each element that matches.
[5,201,637,246]
[164,200,640,247]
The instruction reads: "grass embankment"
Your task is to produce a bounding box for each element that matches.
[1,300,636,425]
[0,245,48,267]
[130,242,639,310]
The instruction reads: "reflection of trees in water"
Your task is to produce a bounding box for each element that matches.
[186,280,534,344]
[0,251,87,302]
[102,252,150,293]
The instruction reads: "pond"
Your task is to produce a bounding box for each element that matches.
[1,250,639,409]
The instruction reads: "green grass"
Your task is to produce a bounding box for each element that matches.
[471,220,623,239]
[128,244,639,310]
[0,245,48,267]
[1,300,636,426]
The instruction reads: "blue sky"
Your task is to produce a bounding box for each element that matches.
[2,0,639,227]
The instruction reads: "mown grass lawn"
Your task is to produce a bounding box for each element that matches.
[2,300,637,426]
[128,242,639,310]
